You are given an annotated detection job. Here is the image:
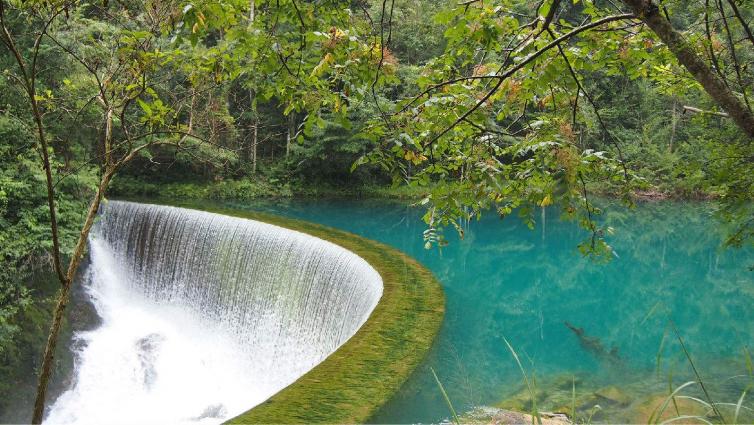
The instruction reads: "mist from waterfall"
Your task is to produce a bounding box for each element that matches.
[45,201,383,425]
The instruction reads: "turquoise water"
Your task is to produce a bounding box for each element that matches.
[224,199,754,423]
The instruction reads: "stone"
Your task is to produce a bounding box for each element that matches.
[496,388,547,413]
[490,409,571,425]
[550,374,582,391]
[631,394,709,424]
[593,386,632,407]
[459,406,571,425]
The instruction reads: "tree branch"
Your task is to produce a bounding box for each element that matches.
[424,13,636,147]
[621,0,754,138]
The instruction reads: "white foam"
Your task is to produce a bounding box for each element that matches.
[45,201,382,424]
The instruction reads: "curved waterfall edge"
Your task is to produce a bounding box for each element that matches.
[131,199,445,424]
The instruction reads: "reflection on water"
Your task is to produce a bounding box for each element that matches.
[224,198,754,423]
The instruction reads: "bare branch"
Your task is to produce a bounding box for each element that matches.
[683,105,730,117]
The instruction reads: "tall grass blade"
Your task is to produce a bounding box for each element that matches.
[734,391,748,425]
[641,301,663,325]
[503,337,542,425]
[648,380,698,424]
[669,321,725,422]
[714,401,754,411]
[673,395,711,410]
[657,324,669,379]
[660,415,714,425]
[669,370,680,416]
[430,367,460,425]
[586,405,601,425]
[571,375,576,422]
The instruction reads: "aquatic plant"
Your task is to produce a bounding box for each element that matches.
[432,367,461,425]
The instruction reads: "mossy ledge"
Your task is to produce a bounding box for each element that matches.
[119,198,445,424]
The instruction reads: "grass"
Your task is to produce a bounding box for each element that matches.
[504,337,543,425]
[490,320,754,425]
[131,198,446,424]
[439,338,551,425]
[645,321,754,425]
[432,367,460,425]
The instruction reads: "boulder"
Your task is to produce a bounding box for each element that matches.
[490,409,571,425]
[593,386,632,407]
[460,406,571,425]
[631,394,709,424]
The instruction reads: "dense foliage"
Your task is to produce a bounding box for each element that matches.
[0,0,752,418]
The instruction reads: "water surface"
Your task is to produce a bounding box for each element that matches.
[222,199,754,423]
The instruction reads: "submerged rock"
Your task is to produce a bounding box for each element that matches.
[630,394,709,424]
[460,406,571,425]
[593,386,631,407]
[496,388,548,413]
[550,374,583,391]
[491,409,571,425]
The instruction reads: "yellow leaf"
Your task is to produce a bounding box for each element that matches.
[310,53,334,77]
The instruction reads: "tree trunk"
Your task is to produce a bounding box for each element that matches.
[32,169,114,424]
[621,0,754,138]
[32,283,71,424]
[251,116,258,173]
[249,0,257,173]
[669,98,677,153]
[285,112,295,158]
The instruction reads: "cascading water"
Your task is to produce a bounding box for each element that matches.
[46,201,383,425]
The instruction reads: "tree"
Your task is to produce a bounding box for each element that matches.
[358,0,753,257]
[622,0,754,137]
[0,1,238,421]
[0,0,388,420]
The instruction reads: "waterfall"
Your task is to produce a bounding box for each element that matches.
[46,201,383,425]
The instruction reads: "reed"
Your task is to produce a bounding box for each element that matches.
[504,337,543,425]
[431,367,460,425]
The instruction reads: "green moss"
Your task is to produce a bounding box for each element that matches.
[132,198,445,424]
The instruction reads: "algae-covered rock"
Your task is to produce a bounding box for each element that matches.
[496,375,601,420]
[496,388,548,413]
[630,394,710,424]
[550,374,583,391]
[594,385,632,407]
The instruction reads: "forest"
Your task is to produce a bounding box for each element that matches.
[1,0,753,423]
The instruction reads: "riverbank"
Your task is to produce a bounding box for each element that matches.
[110,176,430,202]
[111,175,720,207]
